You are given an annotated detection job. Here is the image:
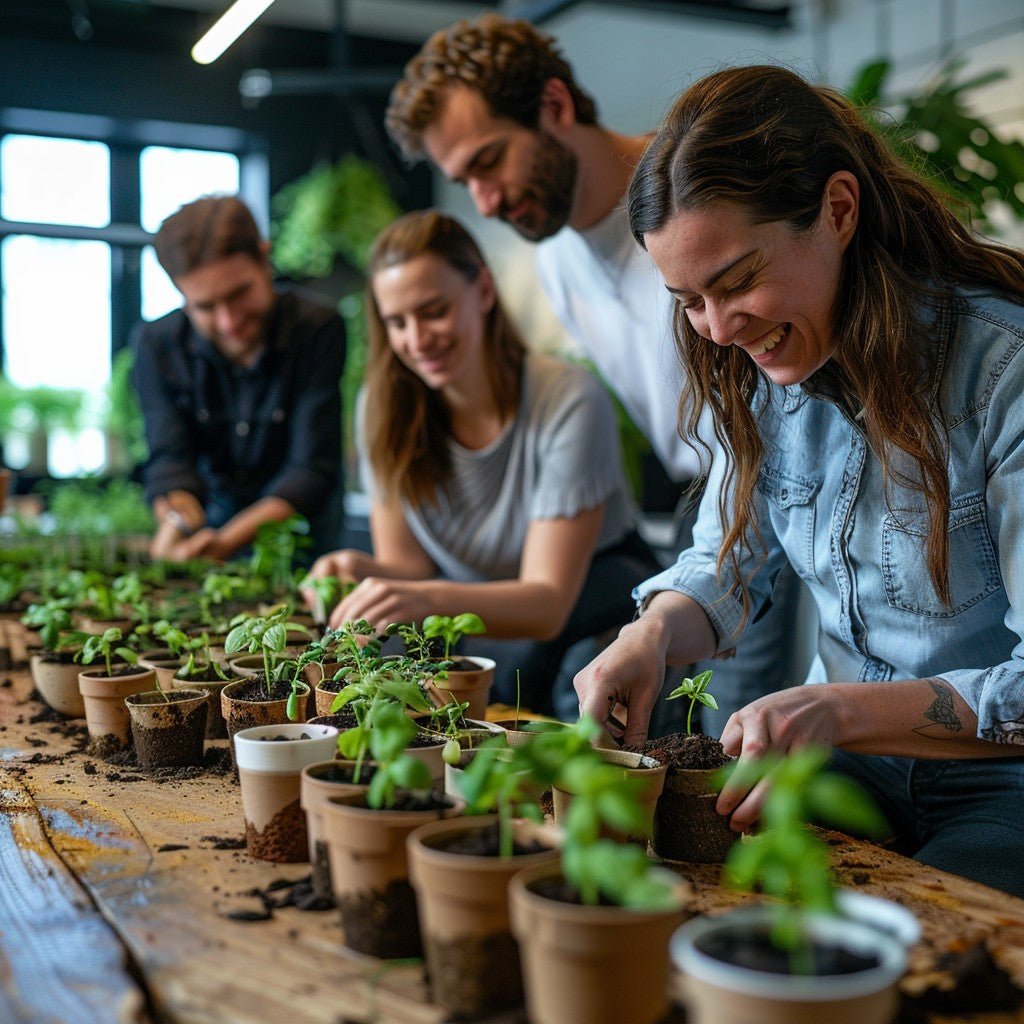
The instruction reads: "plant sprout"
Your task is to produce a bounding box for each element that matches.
[666,669,718,735]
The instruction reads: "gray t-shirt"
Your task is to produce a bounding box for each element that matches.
[358,353,636,582]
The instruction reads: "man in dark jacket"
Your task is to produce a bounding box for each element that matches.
[131,195,346,562]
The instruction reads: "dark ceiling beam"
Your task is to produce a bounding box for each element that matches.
[513,0,792,31]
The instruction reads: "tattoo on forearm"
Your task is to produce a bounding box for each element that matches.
[918,679,963,734]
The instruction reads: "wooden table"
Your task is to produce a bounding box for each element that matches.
[2,668,1023,1024]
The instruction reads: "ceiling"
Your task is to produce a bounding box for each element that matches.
[75,0,791,46]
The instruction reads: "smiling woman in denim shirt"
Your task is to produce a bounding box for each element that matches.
[575,65,1024,897]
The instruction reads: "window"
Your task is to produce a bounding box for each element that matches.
[139,146,239,321]
[0,119,260,479]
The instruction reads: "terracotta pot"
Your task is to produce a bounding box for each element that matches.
[31,652,86,717]
[407,814,560,1016]
[78,666,157,754]
[509,860,690,1024]
[313,679,344,717]
[233,723,340,863]
[226,653,267,679]
[0,612,31,668]
[173,668,241,740]
[124,688,208,769]
[670,892,918,1024]
[654,765,739,863]
[321,789,463,959]
[553,747,667,845]
[137,650,186,692]
[76,615,132,635]
[489,718,545,748]
[299,758,368,902]
[220,678,310,764]
[425,656,495,722]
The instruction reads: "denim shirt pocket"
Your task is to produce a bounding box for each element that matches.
[756,464,822,584]
[882,493,1000,617]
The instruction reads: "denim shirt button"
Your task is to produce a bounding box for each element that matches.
[236,421,249,437]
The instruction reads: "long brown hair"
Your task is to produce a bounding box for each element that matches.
[627,64,1024,612]
[364,209,526,505]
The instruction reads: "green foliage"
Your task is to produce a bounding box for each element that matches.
[104,347,148,467]
[21,597,85,652]
[718,747,889,971]
[270,155,401,279]
[460,716,679,909]
[666,669,718,736]
[76,626,138,678]
[298,571,343,627]
[848,57,1024,234]
[363,701,434,810]
[41,478,154,538]
[420,612,486,659]
[249,516,311,596]
[223,605,310,711]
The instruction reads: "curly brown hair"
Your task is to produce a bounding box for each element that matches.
[364,209,526,506]
[628,64,1024,614]
[385,13,597,160]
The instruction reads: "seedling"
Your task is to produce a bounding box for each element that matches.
[223,605,310,715]
[717,747,889,973]
[420,612,485,659]
[75,626,138,678]
[362,701,433,810]
[666,669,718,735]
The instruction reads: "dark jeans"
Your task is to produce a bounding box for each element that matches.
[462,529,662,717]
[830,748,1024,898]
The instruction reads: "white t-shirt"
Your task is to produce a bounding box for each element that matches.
[536,202,717,483]
[358,353,636,582]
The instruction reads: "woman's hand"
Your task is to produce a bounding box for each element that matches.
[574,617,672,746]
[327,577,433,633]
[716,684,845,831]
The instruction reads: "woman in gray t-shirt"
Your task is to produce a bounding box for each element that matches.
[305,210,660,713]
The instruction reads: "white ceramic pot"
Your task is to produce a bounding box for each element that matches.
[670,892,918,1024]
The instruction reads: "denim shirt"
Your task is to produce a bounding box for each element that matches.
[636,289,1024,744]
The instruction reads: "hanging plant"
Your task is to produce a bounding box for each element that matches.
[848,57,1024,234]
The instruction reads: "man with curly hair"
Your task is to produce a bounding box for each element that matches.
[386,14,812,734]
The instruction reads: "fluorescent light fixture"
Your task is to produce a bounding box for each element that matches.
[191,0,276,65]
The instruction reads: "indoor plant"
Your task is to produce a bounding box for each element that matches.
[627,669,738,862]
[670,747,916,1024]
[508,715,691,1024]
[320,701,461,959]
[76,626,155,754]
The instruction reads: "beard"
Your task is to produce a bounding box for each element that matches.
[501,130,578,242]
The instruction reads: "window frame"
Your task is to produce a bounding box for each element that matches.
[0,106,268,370]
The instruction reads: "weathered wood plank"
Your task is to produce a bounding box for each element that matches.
[0,774,151,1024]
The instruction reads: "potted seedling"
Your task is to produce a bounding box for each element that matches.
[405,730,560,1017]
[403,613,495,720]
[220,607,312,756]
[508,715,692,1024]
[626,669,737,863]
[671,747,918,1024]
[171,629,240,739]
[320,701,462,959]
[23,598,89,716]
[75,626,156,754]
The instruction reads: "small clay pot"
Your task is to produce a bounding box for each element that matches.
[173,668,241,739]
[79,666,157,755]
[424,656,495,722]
[124,689,208,770]
[31,652,86,717]
[299,758,367,901]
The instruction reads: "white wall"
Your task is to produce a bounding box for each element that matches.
[436,0,1024,352]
